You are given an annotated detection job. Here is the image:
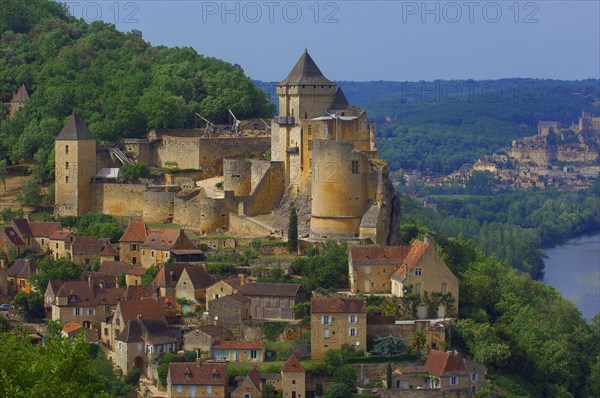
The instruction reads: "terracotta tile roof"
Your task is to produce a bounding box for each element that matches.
[282,355,304,372]
[55,113,94,140]
[12,219,32,237]
[349,245,409,264]
[119,219,148,243]
[425,350,466,377]
[181,266,214,289]
[49,230,74,241]
[117,298,166,324]
[3,227,24,246]
[124,285,157,300]
[28,222,61,238]
[223,293,250,303]
[62,321,82,334]
[393,365,427,375]
[99,261,131,276]
[219,276,245,290]
[143,229,195,251]
[403,240,430,271]
[311,297,366,313]
[168,362,227,386]
[7,259,37,278]
[238,282,302,298]
[212,341,265,350]
[71,236,104,256]
[101,243,119,257]
[247,367,262,389]
[158,296,177,309]
[125,267,146,276]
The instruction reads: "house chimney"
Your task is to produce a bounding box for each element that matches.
[423,233,434,245]
[88,274,94,287]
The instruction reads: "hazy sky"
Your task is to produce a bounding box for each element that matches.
[70,0,600,82]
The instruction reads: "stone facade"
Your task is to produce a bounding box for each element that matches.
[310,297,367,360]
[53,53,398,243]
[207,294,250,326]
[349,246,408,294]
[391,235,459,319]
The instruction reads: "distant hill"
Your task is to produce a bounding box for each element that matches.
[256,79,600,175]
[0,0,273,168]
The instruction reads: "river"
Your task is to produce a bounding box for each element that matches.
[543,234,600,321]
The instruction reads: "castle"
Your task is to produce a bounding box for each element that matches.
[54,51,400,244]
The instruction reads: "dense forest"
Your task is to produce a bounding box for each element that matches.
[0,0,273,169]
[400,182,600,279]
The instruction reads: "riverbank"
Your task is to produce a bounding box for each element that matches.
[543,234,600,321]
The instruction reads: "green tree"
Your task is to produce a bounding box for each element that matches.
[122,163,150,180]
[372,335,405,357]
[386,362,392,389]
[287,207,298,254]
[325,383,352,398]
[16,180,42,209]
[0,159,7,192]
[13,291,45,321]
[29,256,82,292]
[332,365,356,392]
[261,383,282,398]
[117,272,126,288]
[141,264,160,285]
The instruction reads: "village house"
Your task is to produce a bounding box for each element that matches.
[205,276,246,301]
[231,367,262,398]
[210,341,265,363]
[101,297,166,349]
[47,231,75,260]
[154,263,193,297]
[367,316,447,352]
[310,297,367,360]
[100,243,119,262]
[119,219,148,265]
[49,280,124,330]
[206,293,251,326]
[281,354,306,398]
[125,267,145,286]
[27,221,62,254]
[391,349,486,395]
[183,324,224,355]
[0,225,25,259]
[237,282,307,321]
[98,261,132,284]
[390,235,459,319]
[141,229,202,268]
[70,236,106,266]
[62,321,85,339]
[167,362,228,398]
[348,246,408,294]
[114,317,179,376]
[4,84,29,118]
[6,258,38,294]
[174,265,214,312]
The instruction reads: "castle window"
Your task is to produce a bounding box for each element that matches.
[304,112,307,119]
[65,145,69,154]
[415,267,422,276]
[151,250,155,257]
[442,283,447,294]
[65,162,69,169]
[351,160,360,174]
[65,176,69,183]
[132,257,137,264]
[321,315,331,325]
[349,314,357,323]
[349,328,357,337]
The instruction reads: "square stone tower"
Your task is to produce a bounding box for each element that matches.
[54,113,96,216]
[281,354,306,398]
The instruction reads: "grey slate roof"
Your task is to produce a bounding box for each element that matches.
[330,87,350,109]
[278,50,335,86]
[56,113,94,140]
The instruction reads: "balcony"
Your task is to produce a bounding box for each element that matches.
[275,116,295,125]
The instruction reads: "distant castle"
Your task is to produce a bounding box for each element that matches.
[54,51,400,245]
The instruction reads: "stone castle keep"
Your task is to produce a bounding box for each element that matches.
[55,51,400,244]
